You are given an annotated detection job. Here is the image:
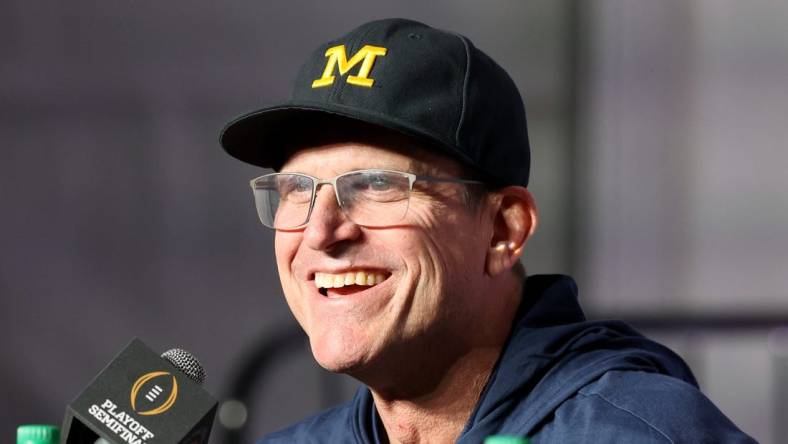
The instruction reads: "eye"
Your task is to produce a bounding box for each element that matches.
[338,171,409,205]
[294,176,312,192]
[367,173,392,191]
[282,176,310,192]
[277,175,312,202]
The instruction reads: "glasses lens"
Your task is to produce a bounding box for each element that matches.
[336,170,411,226]
[252,174,314,228]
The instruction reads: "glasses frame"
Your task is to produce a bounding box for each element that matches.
[249,169,485,229]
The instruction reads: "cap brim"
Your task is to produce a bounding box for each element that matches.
[219,101,474,171]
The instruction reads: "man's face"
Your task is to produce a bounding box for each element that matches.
[274,141,494,375]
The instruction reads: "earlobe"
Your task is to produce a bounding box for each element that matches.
[487,241,516,276]
[484,188,538,277]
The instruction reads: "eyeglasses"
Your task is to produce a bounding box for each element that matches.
[249,169,483,229]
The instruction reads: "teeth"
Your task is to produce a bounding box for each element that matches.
[315,271,388,289]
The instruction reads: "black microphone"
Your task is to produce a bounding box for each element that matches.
[61,338,217,444]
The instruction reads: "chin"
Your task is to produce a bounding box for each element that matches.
[309,335,367,373]
[313,351,370,375]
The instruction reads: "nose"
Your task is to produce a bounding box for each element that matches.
[302,184,361,251]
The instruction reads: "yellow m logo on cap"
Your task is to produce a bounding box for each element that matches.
[312,44,388,88]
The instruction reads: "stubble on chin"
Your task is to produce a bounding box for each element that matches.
[309,327,373,374]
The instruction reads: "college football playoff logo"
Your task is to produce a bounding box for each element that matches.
[130,371,178,416]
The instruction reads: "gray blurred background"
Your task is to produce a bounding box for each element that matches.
[2,1,786,443]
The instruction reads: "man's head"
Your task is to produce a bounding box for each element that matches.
[220,18,536,379]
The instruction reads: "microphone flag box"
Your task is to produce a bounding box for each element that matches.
[61,338,217,444]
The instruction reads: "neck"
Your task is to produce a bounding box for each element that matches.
[358,279,523,444]
[370,345,502,444]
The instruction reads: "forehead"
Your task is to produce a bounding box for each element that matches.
[280,134,467,177]
[280,144,409,175]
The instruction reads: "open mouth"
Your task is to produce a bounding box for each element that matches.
[314,271,389,297]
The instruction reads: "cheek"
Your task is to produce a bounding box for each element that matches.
[274,231,300,272]
[406,210,488,296]
[274,232,304,305]
[397,228,456,301]
[408,205,481,266]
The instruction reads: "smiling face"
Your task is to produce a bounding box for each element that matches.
[273,140,497,377]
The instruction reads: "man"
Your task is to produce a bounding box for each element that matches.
[220,18,755,443]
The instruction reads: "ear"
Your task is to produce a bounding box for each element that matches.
[485,187,538,277]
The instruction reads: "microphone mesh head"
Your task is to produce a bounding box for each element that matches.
[161,348,206,385]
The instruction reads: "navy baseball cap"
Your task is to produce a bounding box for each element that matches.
[220,18,531,187]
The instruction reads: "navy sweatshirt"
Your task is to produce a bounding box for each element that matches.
[259,275,757,443]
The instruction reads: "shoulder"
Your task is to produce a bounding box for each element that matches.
[256,402,359,444]
[536,370,756,443]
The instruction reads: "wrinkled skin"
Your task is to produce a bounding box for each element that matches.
[274,142,498,383]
